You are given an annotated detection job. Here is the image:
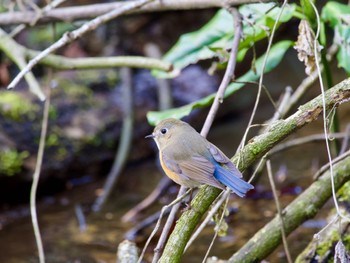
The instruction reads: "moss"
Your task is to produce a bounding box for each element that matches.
[0,149,29,176]
[316,229,339,259]
[337,181,350,202]
[0,91,38,120]
[343,234,350,251]
[250,144,261,156]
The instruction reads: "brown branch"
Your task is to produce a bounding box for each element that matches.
[0,0,269,25]
[200,6,242,137]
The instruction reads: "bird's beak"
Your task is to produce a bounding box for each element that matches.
[145,133,155,139]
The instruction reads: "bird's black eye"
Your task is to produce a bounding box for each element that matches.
[160,128,168,135]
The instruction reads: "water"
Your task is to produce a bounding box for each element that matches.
[0,119,334,262]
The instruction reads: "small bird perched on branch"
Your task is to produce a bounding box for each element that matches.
[146,118,253,197]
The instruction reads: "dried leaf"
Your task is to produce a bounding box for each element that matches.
[294,20,323,75]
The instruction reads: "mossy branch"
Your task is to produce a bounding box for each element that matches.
[25,51,172,72]
[229,156,350,262]
[159,78,350,262]
[0,28,171,73]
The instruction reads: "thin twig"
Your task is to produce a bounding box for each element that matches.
[30,79,52,263]
[266,160,292,263]
[152,187,187,263]
[26,52,173,72]
[251,89,293,184]
[201,6,242,137]
[92,67,133,212]
[238,0,288,154]
[155,6,243,260]
[259,86,293,136]
[313,214,339,240]
[271,87,293,122]
[185,6,243,250]
[248,156,267,183]
[74,204,87,232]
[184,190,228,252]
[269,133,346,156]
[144,42,177,263]
[308,0,350,223]
[7,0,155,90]
[279,44,338,117]
[339,124,350,155]
[137,189,191,263]
[0,29,172,72]
[160,77,350,262]
[313,149,350,179]
[125,210,170,241]
[202,192,230,263]
[0,28,45,100]
[144,43,173,111]
[0,0,269,25]
[10,0,68,37]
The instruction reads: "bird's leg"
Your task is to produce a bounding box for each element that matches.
[181,188,199,213]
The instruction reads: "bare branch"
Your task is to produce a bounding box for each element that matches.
[7,0,155,90]
[0,0,269,25]
[266,160,292,263]
[229,155,350,262]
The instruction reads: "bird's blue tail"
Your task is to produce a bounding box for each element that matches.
[213,164,254,197]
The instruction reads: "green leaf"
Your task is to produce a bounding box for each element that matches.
[152,3,296,78]
[321,2,350,27]
[322,2,350,75]
[147,40,293,125]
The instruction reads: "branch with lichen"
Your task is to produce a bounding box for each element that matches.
[158,77,350,262]
[229,155,350,262]
[27,51,172,72]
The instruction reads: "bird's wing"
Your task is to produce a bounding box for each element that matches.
[161,152,182,174]
[161,152,194,187]
[208,142,242,178]
[178,155,224,190]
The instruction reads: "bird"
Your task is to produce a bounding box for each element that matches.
[146,118,253,197]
